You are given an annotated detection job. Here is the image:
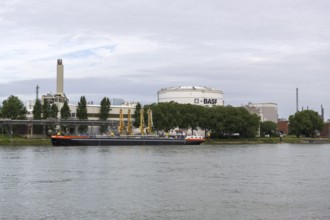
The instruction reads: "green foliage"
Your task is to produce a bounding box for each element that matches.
[133,102,142,128]
[33,99,42,120]
[77,96,88,119]
[0,95,27,119]
[60,100,71,133]
[0,95,28,135]
[209,106,260,138]
[32,99,43,134]
[99,97,111,133]
[60,100,71,119]
[42,100,51,119]
[235,107,260,138]
[151,102,179,132]
[148,102,260,138]
[289,110,324,137]
[41,100,58,120]
[77,96,88,133]
[260,121,278,137]
[50,104,59,119]
[40,101,59,134]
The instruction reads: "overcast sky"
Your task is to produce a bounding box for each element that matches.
[1,0,329,119]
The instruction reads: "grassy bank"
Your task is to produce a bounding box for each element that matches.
[0,135,52,146]
[207,136,330,144]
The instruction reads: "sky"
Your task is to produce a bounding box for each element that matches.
[0,0,329,120]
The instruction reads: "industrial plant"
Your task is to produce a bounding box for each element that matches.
[22,59,285,136]
[158,86,224,107]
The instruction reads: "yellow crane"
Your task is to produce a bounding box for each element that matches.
[139,108,145,135]
[118,109,125,135]
[126,109,132,135]
[147,108,153,134]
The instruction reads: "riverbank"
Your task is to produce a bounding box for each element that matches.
[208,136,330,144]
[1,135,330,146]
[0,136,52,146]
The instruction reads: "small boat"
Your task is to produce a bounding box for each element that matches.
[51,135,205,146]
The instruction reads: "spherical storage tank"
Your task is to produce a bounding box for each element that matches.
[157,86,224,106]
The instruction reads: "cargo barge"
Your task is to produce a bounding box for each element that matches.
[51,135,205,146]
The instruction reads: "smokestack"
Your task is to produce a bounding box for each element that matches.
[36,85,39,100]
[57,59,64,95]
[296,88,299,112]
[321,105,324,121]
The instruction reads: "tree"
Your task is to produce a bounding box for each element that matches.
[289,110,324,137]
[0,95,28,135]
[77,96,88,133]
[99,97,111,133]
[260,121,277,137]
[32,99,43,134]
[42,100,51,119]
[50,104,59,119]
[209,106,260,138]
[236,107,260,138]
[60,100,71,119]
[33,99,42,120]
[133,102,142,128]
[0,95,27,119]
[60,100,71,133]
[151,102,178,132]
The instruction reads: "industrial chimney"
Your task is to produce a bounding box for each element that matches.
[296,88,299,112]
[57,59,64,95]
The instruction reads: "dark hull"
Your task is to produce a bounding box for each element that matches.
[51,136,204,146]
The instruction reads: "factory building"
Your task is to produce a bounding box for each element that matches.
[25,60,137,132]
[157,86,224,137]
[158,86,224,106]
[244,102,278,123]
[42,59,68,105]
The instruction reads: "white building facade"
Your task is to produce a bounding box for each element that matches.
[244,102,278,123]
[157,86,224,106]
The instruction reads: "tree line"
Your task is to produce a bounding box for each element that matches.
[138,102,325,138]
[0,95,325,138]
[0,95,111,134]
[139,102,261,137]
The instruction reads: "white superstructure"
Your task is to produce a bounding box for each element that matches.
[158,86,224,107]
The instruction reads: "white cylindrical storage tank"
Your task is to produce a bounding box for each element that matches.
[157,86,224,107]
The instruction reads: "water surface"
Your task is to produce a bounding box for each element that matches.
[1,144,330,219]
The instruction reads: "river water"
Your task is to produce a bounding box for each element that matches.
[1,144,330,220]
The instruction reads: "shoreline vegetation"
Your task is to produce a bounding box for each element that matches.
[0,135,330,146]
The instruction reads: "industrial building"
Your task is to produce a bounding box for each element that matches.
[158,86,224,106]
[244,102,278,123]
[26,59,137,134]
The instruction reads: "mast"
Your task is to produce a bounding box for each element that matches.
[118,109,125,135]
[127,109,132,135]
[139,108,145,135]
[147,108,153,134]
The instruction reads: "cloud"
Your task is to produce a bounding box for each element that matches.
[0,0,330,119]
